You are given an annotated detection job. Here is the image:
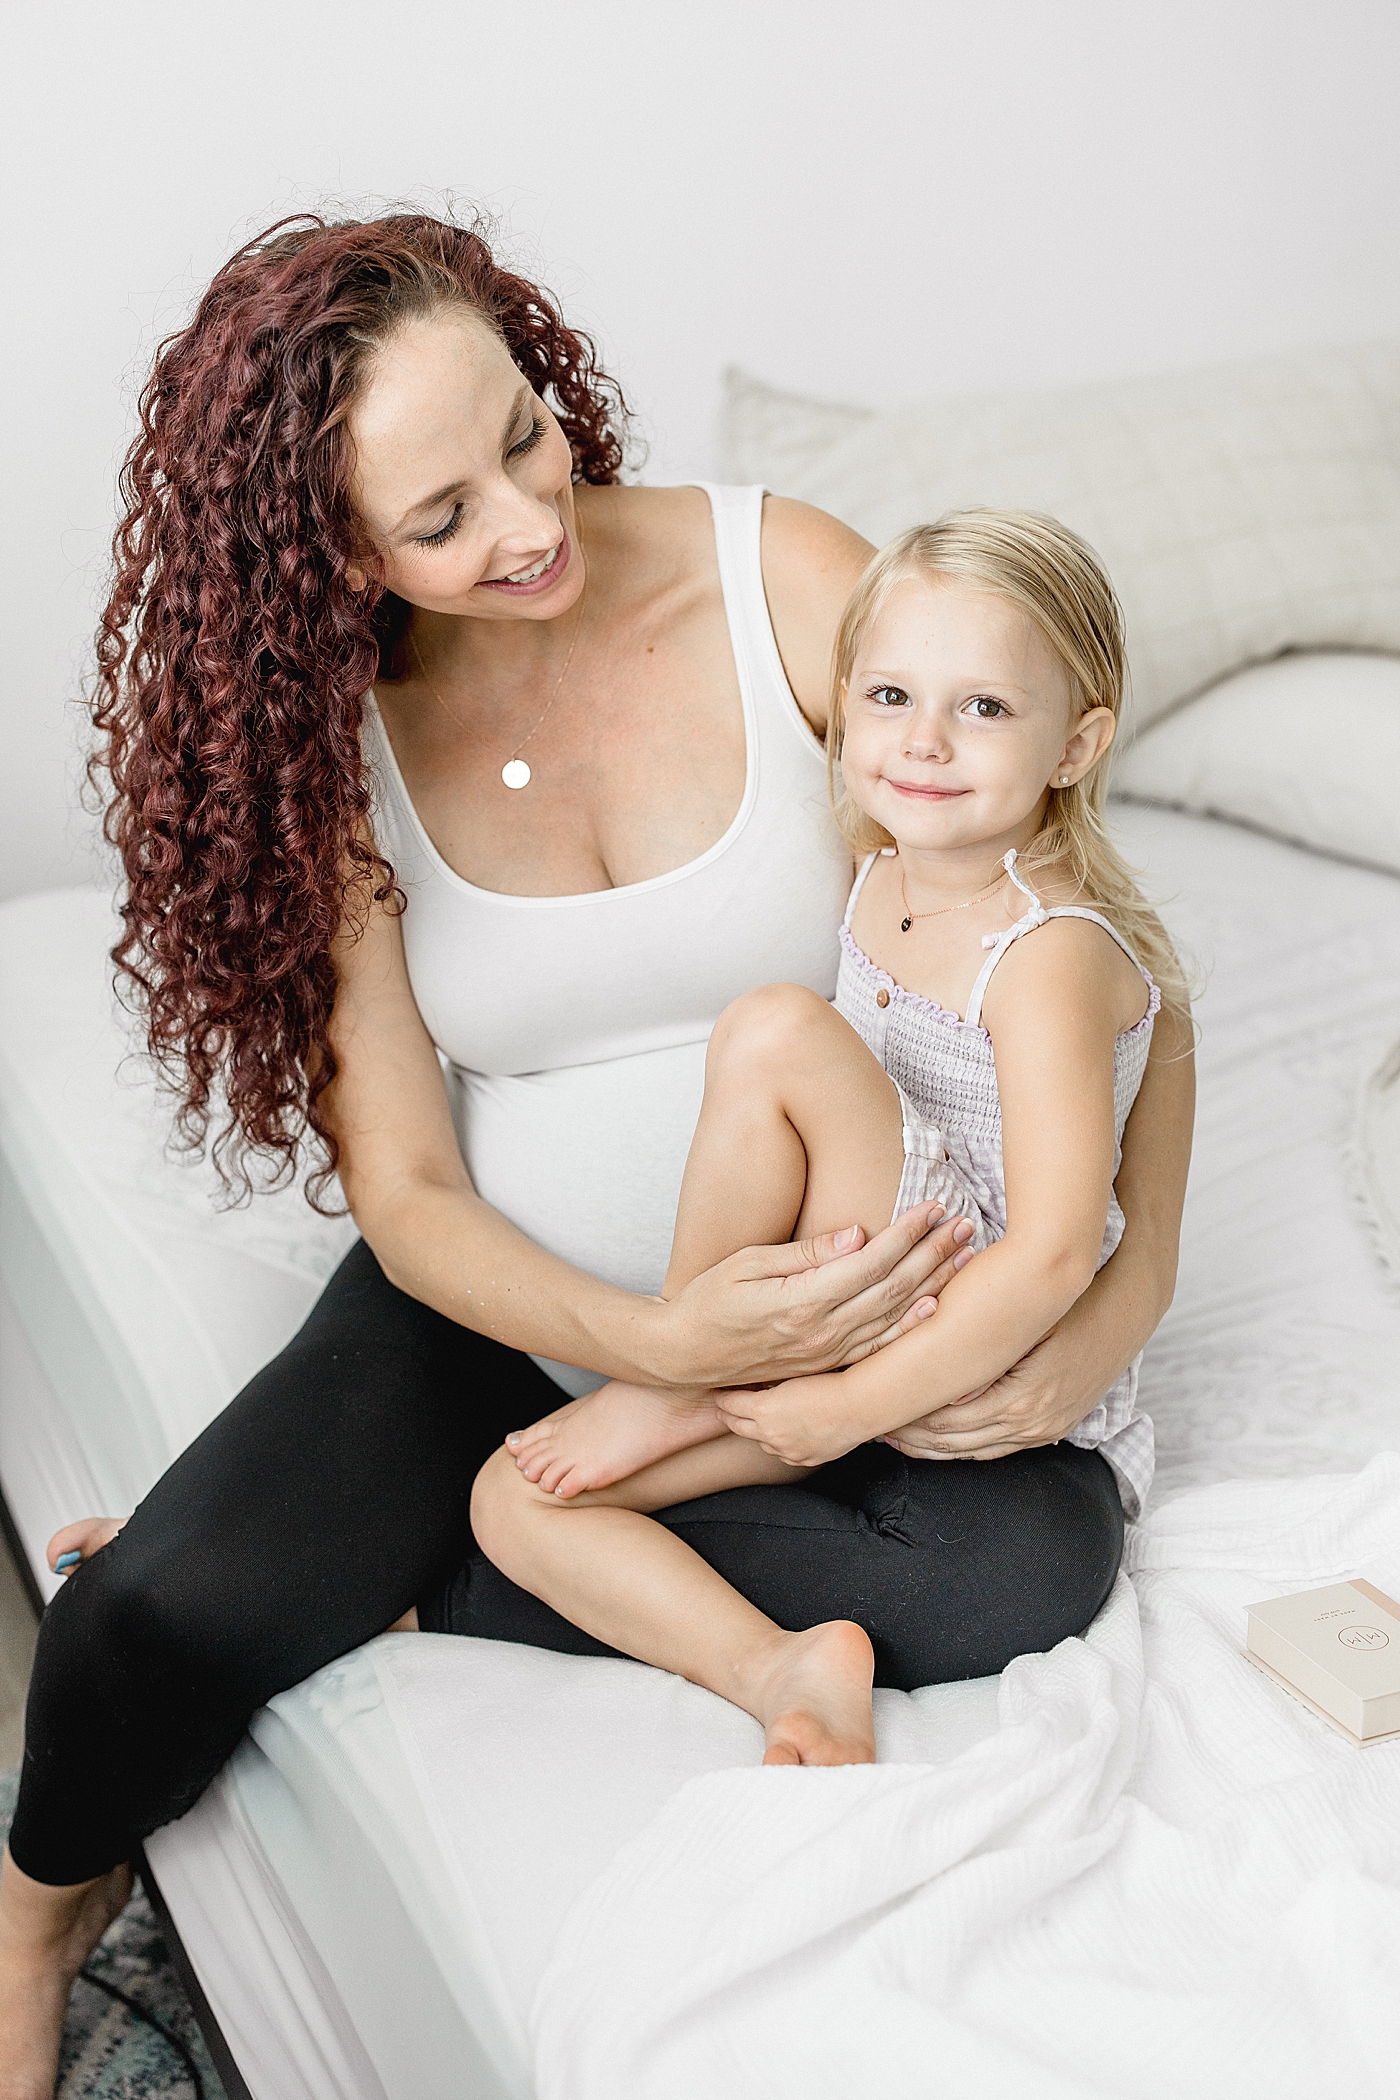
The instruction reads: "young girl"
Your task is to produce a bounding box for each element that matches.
[469,508,1189,1767]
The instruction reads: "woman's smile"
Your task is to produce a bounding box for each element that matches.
[478,528,572,596]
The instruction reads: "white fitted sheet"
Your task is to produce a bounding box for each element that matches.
[0,888,356,1543]
[6,802,1400,2097]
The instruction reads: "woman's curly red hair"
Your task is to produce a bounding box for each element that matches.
[91,211,629,1207]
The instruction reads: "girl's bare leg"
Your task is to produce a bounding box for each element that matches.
[473,1434,878,1766]
[509,986,910,1496]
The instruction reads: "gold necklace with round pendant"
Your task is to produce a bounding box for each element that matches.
[410,584,587,792]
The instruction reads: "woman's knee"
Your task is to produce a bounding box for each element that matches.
[39,1526,217,1684]
[869,1447,1123,1685]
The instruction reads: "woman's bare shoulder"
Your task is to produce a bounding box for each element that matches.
[578,481,711,542]
[761,499,873,731]
[760,495,873,575]
[574,483,715,598]
[579,487,871,729]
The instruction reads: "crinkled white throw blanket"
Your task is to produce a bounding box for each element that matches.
[533,1458,1400,2099]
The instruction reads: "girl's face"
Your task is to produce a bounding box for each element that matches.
[346,306,584,623]
[839,576,1115,856]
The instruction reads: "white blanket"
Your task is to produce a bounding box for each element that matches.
[533,1459,1400,2099]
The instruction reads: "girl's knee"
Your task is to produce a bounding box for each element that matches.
[708,983,836,1081]
[469,1447,515,1558]
[470,1446,554,1571]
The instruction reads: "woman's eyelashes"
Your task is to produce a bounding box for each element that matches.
[509,413,547,459]
[417,505,464,550]
[415,417,548,549]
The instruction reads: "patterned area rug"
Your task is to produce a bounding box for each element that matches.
[0,1771,226,2099]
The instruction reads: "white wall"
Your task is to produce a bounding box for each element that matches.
[5,0,1398,900]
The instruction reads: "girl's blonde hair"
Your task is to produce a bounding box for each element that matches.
[827,508,1191,1030]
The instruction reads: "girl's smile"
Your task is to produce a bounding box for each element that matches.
[838,575,1115,880]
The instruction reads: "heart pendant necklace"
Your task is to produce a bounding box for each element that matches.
[898,862,1006,932]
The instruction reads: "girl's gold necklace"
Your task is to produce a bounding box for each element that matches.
[898,862,1007,933]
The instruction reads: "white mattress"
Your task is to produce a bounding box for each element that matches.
[0,895,356,1591]
[3,801,1399,2098]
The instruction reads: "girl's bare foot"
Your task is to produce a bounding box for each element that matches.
[745,1621,877,1767]
[0,1847,133,2099]
[46,1517,126,1576]
[506,1381,727,1498]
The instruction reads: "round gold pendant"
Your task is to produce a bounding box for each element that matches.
[501,759,532,791]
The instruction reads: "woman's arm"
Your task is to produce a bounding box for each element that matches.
[325,886,971,1390]
[759,497,874,731]
[718,923,1137,1464]
[884,997,1195,1460]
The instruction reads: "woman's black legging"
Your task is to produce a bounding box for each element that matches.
[9,1240,1123,1886]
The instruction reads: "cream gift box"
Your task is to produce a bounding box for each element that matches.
[1246,1578,1400,1745]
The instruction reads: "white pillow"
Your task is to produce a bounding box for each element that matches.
[1112,651,1400,876]
[720,347,1400,734]
[1356,1038,1400,1291]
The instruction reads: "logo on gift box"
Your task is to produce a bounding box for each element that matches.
[1337,1624,1389,1650]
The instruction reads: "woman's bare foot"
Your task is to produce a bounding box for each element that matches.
[506,1381,727,1498]
[744,1620,877,1767]
[0,1847,132,2099]
[46,1517,126,1576]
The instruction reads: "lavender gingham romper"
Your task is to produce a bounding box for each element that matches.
[837,847,1160,1517]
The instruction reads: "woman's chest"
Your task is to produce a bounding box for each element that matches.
[378,593,747,898]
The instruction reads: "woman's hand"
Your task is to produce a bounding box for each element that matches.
[880,1310,1120,1462]
[655,1202,975,1390]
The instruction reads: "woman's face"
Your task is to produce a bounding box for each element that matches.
[347,305,584,623]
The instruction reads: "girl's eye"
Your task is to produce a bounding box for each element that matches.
[867,685,911,708]
[965,696,1007,719]
[417,506,463,550]
[509,413,547,459]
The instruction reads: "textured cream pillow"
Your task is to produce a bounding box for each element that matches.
[720,348,1400,733]
[1112,651,1400,875]
[1356,1039,1400,1290]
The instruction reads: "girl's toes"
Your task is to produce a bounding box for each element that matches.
[552,1464,589,1500]
[536,1457,570,1496]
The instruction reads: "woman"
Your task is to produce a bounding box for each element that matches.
[0,212,1192,2096]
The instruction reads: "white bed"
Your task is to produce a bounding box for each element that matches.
[2,796,1399,2098]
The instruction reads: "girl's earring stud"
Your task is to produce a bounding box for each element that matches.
[1059,775,1070,786]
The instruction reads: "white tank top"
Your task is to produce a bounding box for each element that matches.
[363,485,853,1392]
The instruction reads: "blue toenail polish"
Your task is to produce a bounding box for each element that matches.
[55,1550,82,1570]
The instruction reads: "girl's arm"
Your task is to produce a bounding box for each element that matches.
[882,1000,1192,1459]
[718,922,1144,1464]
[325,885,970,1391]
